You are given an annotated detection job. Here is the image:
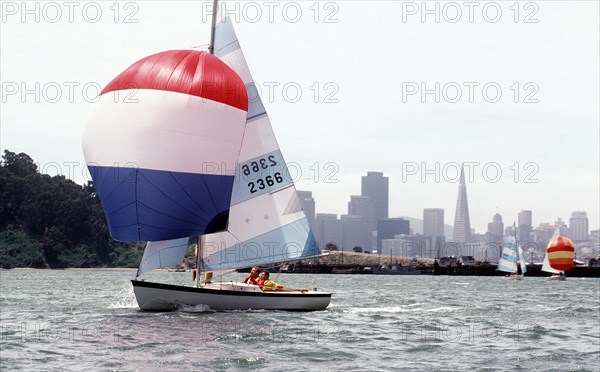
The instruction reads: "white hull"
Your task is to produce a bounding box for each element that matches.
[132,280,332,311]
[503,274,524,280]
[548,274,566,281]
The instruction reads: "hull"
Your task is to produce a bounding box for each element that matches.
[132,280,332,311]
[548,274,566,281]
[503,274,524,280]
[373,268,419,275]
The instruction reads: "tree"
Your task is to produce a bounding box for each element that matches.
[325,242,338,251]
[2,150,38,177]
[0,149,139,268]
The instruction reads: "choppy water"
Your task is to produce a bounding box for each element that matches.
[1,270,598,371]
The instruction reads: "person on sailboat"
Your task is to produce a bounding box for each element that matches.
[259,271,284,290]
[243,267,260,285]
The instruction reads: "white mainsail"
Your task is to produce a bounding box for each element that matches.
[137,238,189,277]
[497,226,519,273]
[541,228,562,274]
[200,17,320,271]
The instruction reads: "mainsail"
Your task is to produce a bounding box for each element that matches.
[83,50,249,242]
[199,17,320,271]
[497,225,519,273]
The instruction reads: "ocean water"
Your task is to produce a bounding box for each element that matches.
[1,270,598,371]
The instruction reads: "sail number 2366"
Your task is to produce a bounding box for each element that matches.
[248,173,284,193]
[241,155,278,176]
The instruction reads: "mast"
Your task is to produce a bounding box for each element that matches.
[515,224,520,275]
[195,0,218,286]
[208,0,219,54]
[194,236,204,287]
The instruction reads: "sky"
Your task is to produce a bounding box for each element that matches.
[1,0,599,233]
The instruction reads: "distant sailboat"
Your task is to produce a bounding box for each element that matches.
[83,2,331,311]
[542,229,574,281]
[497,225,527,280]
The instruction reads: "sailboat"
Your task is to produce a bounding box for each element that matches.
[541,229,574,280]
[82,3,331,311]
[497,225,527,280]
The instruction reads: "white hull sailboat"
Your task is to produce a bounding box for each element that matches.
[83,2,332,311]
[497,225,527,280]
[132,280,331,311]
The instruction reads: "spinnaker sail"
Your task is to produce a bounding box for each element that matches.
[545,236,575,271]
[83,50,249,242]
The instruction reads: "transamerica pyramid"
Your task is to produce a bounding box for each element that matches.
[452,165,472,243]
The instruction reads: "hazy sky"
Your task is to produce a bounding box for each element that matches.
[1,1,598,233]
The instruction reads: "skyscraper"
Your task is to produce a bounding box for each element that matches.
[377,218,410,250]
[452,166,471,242]
[423,208,445,258]
[296,190,316,231]
[487,213,504,243]
[361,172,389,223]
[340,214,372,251]
[423,208,444,237]
[518,210,532,244]
[347,195,375,227]
[314,213,342,249]
[569,211,589,242]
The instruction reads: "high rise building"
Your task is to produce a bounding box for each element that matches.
[487,213,504,243]
[569,211,589,242]
[518,210,532,244]
[340,214,372,251]
[347,195,375,228]
[553,218,569,237]
[314,214,342,250]
[423,208,444,237]
[296,190,316,231]
[377,218,410,250]
[361,172,389,223]
[452,166,472,242]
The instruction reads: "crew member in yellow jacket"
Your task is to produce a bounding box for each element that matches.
[258,271,284,290]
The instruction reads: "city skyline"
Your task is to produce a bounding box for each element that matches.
[2,2,598,233]
[301,168,598,237]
